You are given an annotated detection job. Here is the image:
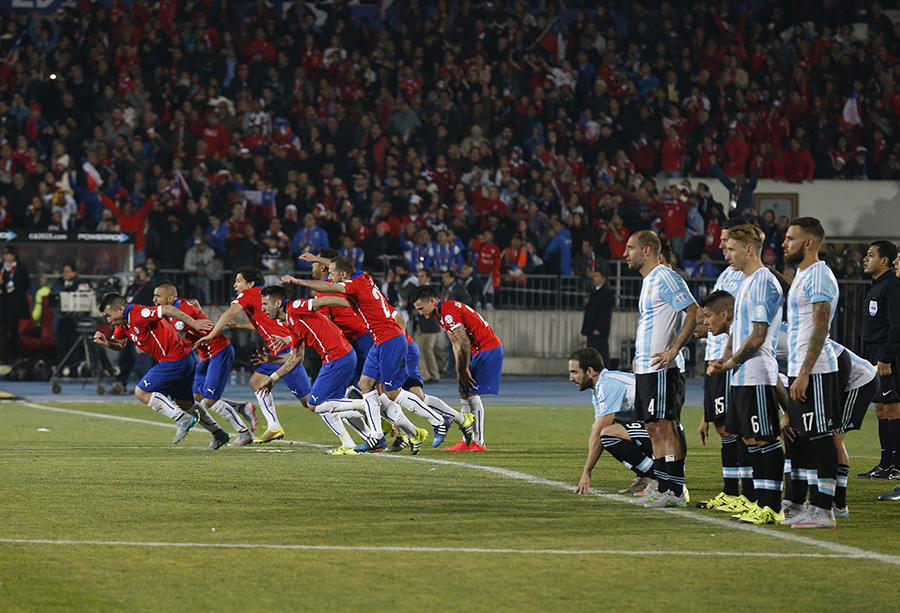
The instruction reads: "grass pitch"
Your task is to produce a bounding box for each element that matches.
[1,398,899,612]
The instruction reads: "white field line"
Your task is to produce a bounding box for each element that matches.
[12,401,900,567]
[0,538,864,559]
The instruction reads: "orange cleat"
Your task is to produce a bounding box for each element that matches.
[444,440,472,451]
[468,442,487,452]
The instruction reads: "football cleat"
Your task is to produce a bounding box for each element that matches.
[731,501,759,521]
[631,481,661,504]
[387,435,410,453]
[433,416,453,447]
[228,430,254,446]
[633,479,659,498]
[741,506,784,525]
[173,415,198,444]
[239,402,258,433]
[620,476,652,495]
[206,430,230,451]
[832,504,850,518]
[444,440,472,451]
[382,420,397,437]
[409,428,429,455]
[643,491,687,508]
[780,500,808,521]
[468,442,487,452]
[888,468,900,481]
[791,506,837,529]
[354,437,387,453]
[326,446,359,456]
[857,465,893,480]
[715,494,753,514]
[253,427,285,444]
[877,484,900,501]
[459,413,476,446]
[697,492,735,509]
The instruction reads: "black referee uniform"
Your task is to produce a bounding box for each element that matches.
[862,271,900,403]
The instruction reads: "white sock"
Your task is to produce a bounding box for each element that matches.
[380,393,417,437]
[343,413,374,439]
[321,413,355,446]
[396,389,443,426]
[425,394,462,422]
[468,395,485,445]
[209,399,248,432]
[147,392,183,421]
[255,391,281,430]
[314,399,364,414]
[193,403,222,433]
[460,397,471,414]
[362,391,382,441]
[220,398,241,410]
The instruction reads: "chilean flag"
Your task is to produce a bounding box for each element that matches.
[839,86,862,130]
[82,159,103,192]
[0,33,25,85]
[536,18,567,64]
[174,169,193,199]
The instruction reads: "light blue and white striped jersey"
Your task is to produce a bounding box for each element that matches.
[831,341,877,391]
[635,265,697,374]
[786,261,839,377]
[730,266,783,386]
[705,266,745,361]
[775,320,788,361]
[592,369,636,417]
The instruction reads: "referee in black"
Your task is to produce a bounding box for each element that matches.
[860,240,900,484]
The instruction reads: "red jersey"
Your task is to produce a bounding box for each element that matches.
[171,298,230,361]
[339,274,403,345]
[112,304,192,363]
[318,290,369,342]
[386,303,414,344]
[284,299,352,364]
[234,286,291,355]
[437,301,502,356]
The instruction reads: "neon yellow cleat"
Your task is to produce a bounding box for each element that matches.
[459,413,476,445]
[741,506,784,525]
[326,445,359,456]
[409,427,429,455]
[253,427,285,444]
[698,492,736,509]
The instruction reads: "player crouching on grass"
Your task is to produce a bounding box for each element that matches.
[94,292,231,449]
[568,347,656,497]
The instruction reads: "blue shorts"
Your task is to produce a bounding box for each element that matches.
[403,339,424,390]
[466,346,504,396]
[193,345,235,400]
[361,334,408,391]
[256,348,311,399]
[351,333,374,385]
[309,350,357,406]
[139,353,197,402]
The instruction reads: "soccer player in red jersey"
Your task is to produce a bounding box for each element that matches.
[411,284,505,451]
[93,292,224,446]
[196,267,312,444]
[153,283,256,446]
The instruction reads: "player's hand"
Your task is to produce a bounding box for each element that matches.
[298,252,318,263]
[256,377,275,397]
[650,348,678,370]
[93,331,108,346]
[194,333,215,348]
[281,275,300,285]
[698,418,709,448]
[877,361,892,378]
[270,336,291,353]
[191,319,214,333]
[574,475,591,495]
[706,360,725,375]
[458,368,476,392]
[226,322,243,329]
[790,371,808,403]
[250,349,269,366]
[780,412,795,443]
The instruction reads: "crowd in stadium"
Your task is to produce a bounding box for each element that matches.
[0,0,895,282]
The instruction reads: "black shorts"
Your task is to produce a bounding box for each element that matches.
[863,344,900,404]
[634,369,685,422]
[704,370,728,424]
[726,384,779,438]
[615,418,652,454]
[836,376,880,434]
[787,372,840,436]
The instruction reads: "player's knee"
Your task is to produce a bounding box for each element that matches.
[715,424,728,437]
[134,386,148,402]
[202,398,215,409]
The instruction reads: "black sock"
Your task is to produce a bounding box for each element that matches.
[810,432,838,509]
[759,441,785,511]
[783,443,794,501]
[890,419,900,468]
[748,444,764,506]
[790,437,810,504]
[737,438,755,501]
[653,457,671,493]
[721,434,740,496]
[676,423,688,457]
[834,464,850,508]
[601,435,654,477]
[666,456,685,497]
[744,442,759,502]
[878,418,892,468]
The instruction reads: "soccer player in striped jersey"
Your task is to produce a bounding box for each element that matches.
[569,347,655,496]
[779,217,841,529]
[707,225,785,525]
[152,283,256,446]
[196,267,312,444]
[625,230,697,508]
[93,293,220,446]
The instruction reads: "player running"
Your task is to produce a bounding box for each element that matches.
[569,347,655,496]
[196,267,311,444]
[410,284,504,452]
[93,293,229,448]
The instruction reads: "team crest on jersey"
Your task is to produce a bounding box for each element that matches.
[292,300,302,308]
[141,308,151,317]
[725,280,738,291]
[870,300,878,316]
[675,292,689,304]
[132,326,140,334]
[444,315,454,324]
[754,305,766,320]
[174,321,185,331]
[237,292,244,299]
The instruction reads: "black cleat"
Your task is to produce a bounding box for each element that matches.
[857,466,893,480]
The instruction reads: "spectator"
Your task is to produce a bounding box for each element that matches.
[544,217,573,276]
[711,154,761,215]
[49,262,83,368]
[781,138,816,183]
[414,269,441,384]
[581,266,614,368]
[292,212,330,268]
[183,236,215,304]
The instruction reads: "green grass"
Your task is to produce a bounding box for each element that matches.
[1,399,899,612]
